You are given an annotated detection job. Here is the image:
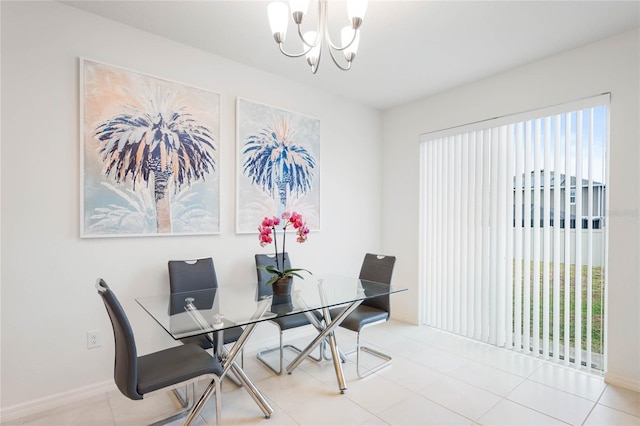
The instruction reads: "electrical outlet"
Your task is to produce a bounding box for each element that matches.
[87,330,102,349]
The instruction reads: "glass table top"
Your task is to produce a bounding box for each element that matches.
[135,275,406,340]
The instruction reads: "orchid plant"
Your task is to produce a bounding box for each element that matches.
[258,211,311,285]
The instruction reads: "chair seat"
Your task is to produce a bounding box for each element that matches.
[270,310,323,330]
[329,305,389,332]
[219,325,244,344]
[137,344,223,395]
[181,325,244,349]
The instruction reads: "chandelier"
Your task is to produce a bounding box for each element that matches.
[267,0,368,74]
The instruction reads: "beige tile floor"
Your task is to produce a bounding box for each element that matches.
[4,321,640,425]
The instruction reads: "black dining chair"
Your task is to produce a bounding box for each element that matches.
[255,253,326,375]
[96,278,222,426]
[168,257,245,367]
[330,253,396,378]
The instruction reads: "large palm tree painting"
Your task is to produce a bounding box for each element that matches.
[242,117,316,208]
[238,98,320,233]
[82,60,220,237]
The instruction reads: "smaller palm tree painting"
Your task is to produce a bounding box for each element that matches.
[81,59,220,237]
[237,98,320,233]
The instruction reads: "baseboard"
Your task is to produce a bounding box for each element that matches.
[390,313,419,325]
[0,380,115,423]
[0,328,319,423]
[604,371,640,392]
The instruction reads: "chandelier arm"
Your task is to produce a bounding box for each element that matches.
[323,25,353,70]
[277,41,314,59]
[276,19,321,59]
[321,0,358,53]
[295,22,321,49]
[325,28,359,52]
[327,45,352,71]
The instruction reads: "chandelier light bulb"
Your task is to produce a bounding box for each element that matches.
[341,26,359,62]
[289,0,310,24]
[268,2,289,43]
[347,0,368,28]
[304,31,320,67]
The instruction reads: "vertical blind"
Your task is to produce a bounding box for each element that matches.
[419,94,609,372]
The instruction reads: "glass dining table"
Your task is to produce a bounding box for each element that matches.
[136,275,407,421]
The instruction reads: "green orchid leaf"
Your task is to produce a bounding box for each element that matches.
[286,271,306,279]
[259,267,312,285]
[258,265,281,275]
[265,275,280,286]
[282,268,312,275]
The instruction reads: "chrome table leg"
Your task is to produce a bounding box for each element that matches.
[286,298,363,393]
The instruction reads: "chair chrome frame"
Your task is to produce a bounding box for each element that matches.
[254,253,331,375]
[256,324,330,375]
[345,319,392,378]
[96,278,222,426]
[331,253,396,378]
[151,380,219,426]
[168,258,245,384]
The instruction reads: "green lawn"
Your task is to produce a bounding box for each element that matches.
[514,262,604,355]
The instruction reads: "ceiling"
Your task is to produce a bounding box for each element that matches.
[61,0,640,110]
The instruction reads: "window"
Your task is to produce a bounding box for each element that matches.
[419,94,608,372]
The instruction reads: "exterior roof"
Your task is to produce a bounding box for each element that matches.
[514,170,604,189]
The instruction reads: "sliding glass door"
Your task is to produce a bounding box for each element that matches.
[419,94,609,372]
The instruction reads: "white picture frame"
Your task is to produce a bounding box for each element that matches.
[80,59,221,238]
[236,97,320,234]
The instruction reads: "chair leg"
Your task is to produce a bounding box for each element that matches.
[354,331,392,378]
[256,328,287,375]
[256,325,326,375]
[340,328,392,378]
[148,383,196,426]
[171,385,191,409]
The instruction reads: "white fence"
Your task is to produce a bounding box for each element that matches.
[514,228,604,267]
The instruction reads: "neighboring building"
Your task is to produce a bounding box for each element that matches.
[514,170,605,229]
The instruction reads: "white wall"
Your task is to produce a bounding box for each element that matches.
[382,29,640,390]
[3,0,638,417]
[0,1,383,413]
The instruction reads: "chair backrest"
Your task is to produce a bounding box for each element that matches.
[168,257,218,293]
[95,278,142,400]
[359,253,396,312]
[255,253,291,297]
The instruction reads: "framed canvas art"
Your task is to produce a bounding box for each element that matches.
[236,98,320,233]
[80,59,220,237]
